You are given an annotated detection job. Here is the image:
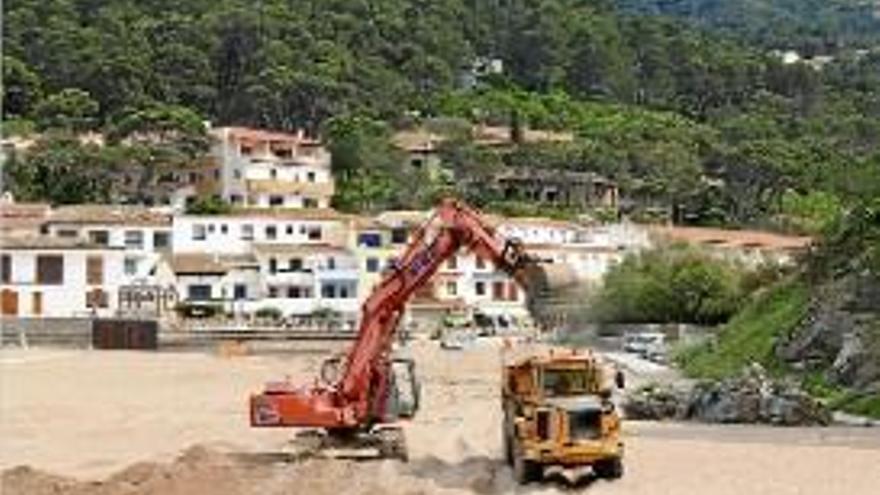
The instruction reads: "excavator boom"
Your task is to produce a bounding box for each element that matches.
[250,198,565,431]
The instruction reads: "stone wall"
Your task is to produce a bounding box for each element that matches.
[0,318,93,348]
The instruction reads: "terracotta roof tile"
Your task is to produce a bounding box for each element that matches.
[649,226,812,251]
[0,235,118,250]
[48,205,171,226]
[171,254,228,275]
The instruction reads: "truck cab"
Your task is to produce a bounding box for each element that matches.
[501,348,624,484]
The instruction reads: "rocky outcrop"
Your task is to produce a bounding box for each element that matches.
[775,273,880,395]
[624,363,832,426]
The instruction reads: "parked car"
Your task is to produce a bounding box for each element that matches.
[623,332,665,356]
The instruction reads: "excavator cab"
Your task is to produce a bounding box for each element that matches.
[385,358,421,420]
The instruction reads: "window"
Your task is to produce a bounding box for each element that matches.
[268,286,279,298]
[124,257,138,275]
[475,257,486,269]
[124,230,144,249]
[153,231,170,249]
[303,198,319,209]
[286,224,294,235]
[86,256,103,285]
[88,230,109,246]
[391,228,408,244]
[321,284,336,299]
[187,285,212,301]
[288,258,303,271]
[32,292,43,315]
[208,224,215,233]
[234,284,247,300]
[241,224,254,240]
[266,225,278,240]
[268,258,278,274]
[1,255,10,283]
[289,286,310,299]
[192,224,206,240]
[475,281,486,296]
[270,168,278,179]
[366,257,380,273]
[230,193,243,203]
[358,233,382,248]
[307,226,322,240]
[492,281,505,301]
[411,158,423,169]
[36,255,63,285]
[269,195,284,206]
[327,257,336,270]
[307,171,316,182]
[220,224,228,234]
[446,257,458,270]
[240,145,252,156]
[507,283,519,301]
[446,281,458,296]
[85,289,108,308]
[274,147,292,159]
[1,289,18,316]
[339,285,351,298]
[57,229,78,238]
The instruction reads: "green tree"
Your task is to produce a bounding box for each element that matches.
[186,196,232,215]
[3,134,111,204]
[2,56,42,119]
[33,88,99,132]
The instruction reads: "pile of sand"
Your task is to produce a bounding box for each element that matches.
[2,446,263,495]
[1,444,523,495]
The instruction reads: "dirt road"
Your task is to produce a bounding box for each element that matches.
[2,341,879,494]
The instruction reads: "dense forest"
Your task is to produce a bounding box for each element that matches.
[616,0,880,51]
[2,0,879,231]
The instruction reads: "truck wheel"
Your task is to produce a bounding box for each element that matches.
[594,458,624,480]
[512,451,541,484]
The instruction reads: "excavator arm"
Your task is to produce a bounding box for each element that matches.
[250,198,561,431]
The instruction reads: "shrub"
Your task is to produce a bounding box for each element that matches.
[176,302,223,318]
[254,307,283,320]
[590,245,746,325]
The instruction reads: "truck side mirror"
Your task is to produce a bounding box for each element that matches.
[615,370,626,390]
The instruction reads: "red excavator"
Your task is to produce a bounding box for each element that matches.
[249,198,567,458]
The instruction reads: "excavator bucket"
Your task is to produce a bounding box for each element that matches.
[521,262,579,296]
[520,262,580,327]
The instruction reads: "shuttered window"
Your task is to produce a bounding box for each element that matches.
[86,256,103,285]
[32,292,43,315]
[36,255,64,285]
[86,289,108,308]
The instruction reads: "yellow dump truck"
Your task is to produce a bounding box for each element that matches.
[502,347,624,483]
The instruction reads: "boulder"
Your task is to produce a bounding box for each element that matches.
[624,363,832,426]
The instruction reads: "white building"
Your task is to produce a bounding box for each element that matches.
[1,236,125,318]
[171,209,359,318]
[43,205,172,285]
[210,127,334,208]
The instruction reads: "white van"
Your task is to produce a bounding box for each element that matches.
[623,332,665,356]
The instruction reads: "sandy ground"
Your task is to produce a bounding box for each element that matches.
[2,340,880,494]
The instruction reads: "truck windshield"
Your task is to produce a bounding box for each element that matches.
[542,369,590,396]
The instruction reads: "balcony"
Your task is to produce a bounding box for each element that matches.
[314,267,359,281]
[245,179,335,197]
[265,269,315,285]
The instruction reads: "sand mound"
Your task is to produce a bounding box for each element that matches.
[1,444,522,495]
[1,445,266,495]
